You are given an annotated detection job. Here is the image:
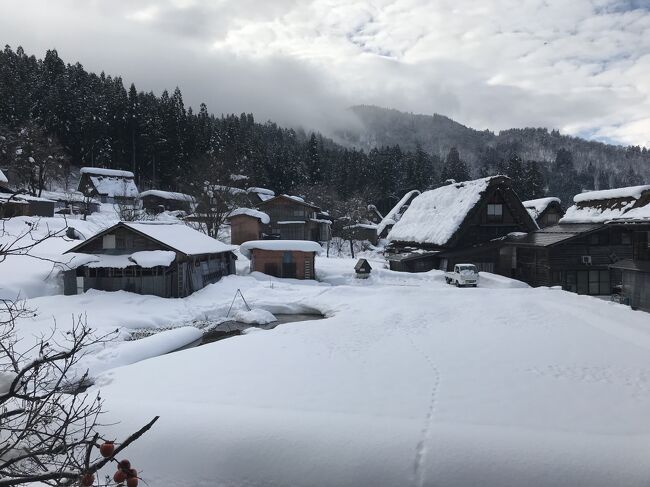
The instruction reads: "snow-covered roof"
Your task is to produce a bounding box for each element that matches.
[523,197,561,219]
[239,240,322,258]
[90,176,139,198]
[388,178,496,245]
[0,193,55,203]
[208,185,247,196]
[560,185,650,223]
[123,222,236,256]
[68,250,177,269]
[573,185,650,203]
[80,167,135,178]
[81,167,138,198]
[40,190,100,204]
[278,221,306,225]
[139,190,195,202]
[376,190,421,237]
[0,169,7,184]
[247,187,275,196]
[228,208,270,224]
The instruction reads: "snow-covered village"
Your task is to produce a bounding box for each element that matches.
[1,2,650,487]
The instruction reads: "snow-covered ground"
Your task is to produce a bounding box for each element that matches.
[3,211,650,486]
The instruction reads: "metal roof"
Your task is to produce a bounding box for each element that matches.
[609,259,650,273]
[505,223,604,248]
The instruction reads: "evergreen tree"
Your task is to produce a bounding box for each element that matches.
[440,147,470,183]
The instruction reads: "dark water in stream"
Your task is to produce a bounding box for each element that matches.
[172,313,325,351]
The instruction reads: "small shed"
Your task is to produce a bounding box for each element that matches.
[78,167,139,204]
[139,190,195,214]
[354,258,372,278]
[228,208,270,245]
[240,240,322,280]
[63,222,237,297]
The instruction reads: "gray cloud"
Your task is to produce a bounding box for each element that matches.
[1,0,649,147]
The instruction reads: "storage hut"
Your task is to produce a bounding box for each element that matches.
[139,190,195,214]
[240,240,322,280]
[354,258,372,279]
[228,208,270,245]
[63,222,236,297]
[78,167,139,204]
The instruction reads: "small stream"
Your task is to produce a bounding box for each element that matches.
[200,313,323,345]
[154,313,325,352]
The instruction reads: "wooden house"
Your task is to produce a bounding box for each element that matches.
[78,167,139,204]
[504,185,650,296]
[386,176,537,273]
[228,208,270,245]
[63,222,236,298]
[256,194,330,242]
[240,240,322,280]
[139,190,195,214]
[523,197,564,228]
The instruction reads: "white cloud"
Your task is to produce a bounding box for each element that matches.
[0,0,649,147]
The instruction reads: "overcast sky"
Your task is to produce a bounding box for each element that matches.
[1,0,649,147]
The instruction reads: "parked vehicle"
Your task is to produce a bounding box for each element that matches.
[445,264,479,287]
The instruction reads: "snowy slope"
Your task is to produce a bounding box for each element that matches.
[95,279,650,487]
[4,230,650,486]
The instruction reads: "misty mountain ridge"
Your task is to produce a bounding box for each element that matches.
[340,105,649,183]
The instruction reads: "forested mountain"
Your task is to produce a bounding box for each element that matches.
[0,45,647,215]
[342,105,649,190]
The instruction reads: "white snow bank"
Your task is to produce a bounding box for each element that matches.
[388,178,492,244]
[574,185,650,203]
[130,250,176,267]
[0,168,7,184]
[228,208,270,224]
[478,271,530,288]
[231,308,277,325]
[239,240,322,258]
[139,190,194,202]
[77,327,202,380]
[96,280,650,487]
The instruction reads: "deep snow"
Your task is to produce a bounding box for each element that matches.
[3,210,650,486]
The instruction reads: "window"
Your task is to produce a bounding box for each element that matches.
[103,234,116,249]
[487,204,503,222]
